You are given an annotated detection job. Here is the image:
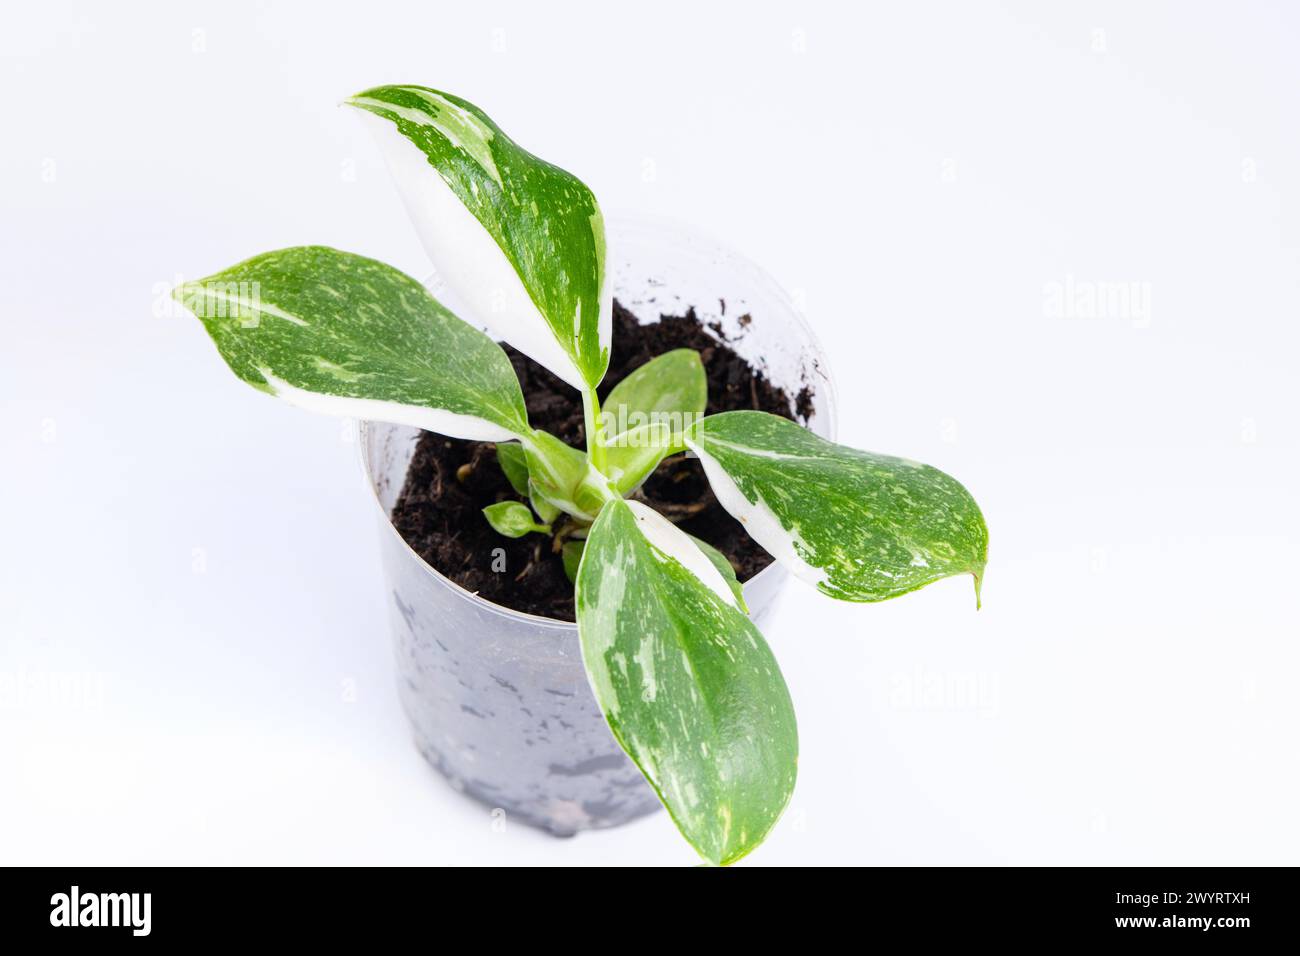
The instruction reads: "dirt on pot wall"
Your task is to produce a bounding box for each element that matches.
[390,301,812,621]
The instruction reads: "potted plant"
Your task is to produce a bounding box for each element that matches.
[174,84,988,865]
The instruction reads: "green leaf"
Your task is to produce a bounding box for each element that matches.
[522,430,590,517]
[575,499,797,865]
[603,349,707,448]
[561,539,585,583]
[495,442,531,496]
[686,533,747,613]
[601,350,707,491]
[685,411,988,604]
[497,441,562,521]
[174,246,530,441]
[530,494,561,525]
[482,500,550,538]
[522,430,614,520]
[347,85,609,391]
[605,422,675,495]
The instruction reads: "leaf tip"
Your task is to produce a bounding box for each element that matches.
[170,281,210,320]
[342,90,382,113]
[170,280,196,304]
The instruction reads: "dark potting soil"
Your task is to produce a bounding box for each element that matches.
[390,300,813,621]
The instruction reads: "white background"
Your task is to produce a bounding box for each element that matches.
[2,1,1297,866]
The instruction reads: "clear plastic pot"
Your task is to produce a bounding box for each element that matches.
[360,216,838,836]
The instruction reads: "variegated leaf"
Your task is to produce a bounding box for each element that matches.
[174,246,530,441]
[685,411,988,603]
[347,85,610,391]
[576,498,797,865]
[482,500,551,538]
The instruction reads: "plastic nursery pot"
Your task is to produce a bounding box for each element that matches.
[360,216,838,837]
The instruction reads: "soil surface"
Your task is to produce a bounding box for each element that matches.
[390,300,811,621]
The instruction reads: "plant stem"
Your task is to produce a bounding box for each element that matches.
[583,387,607,475]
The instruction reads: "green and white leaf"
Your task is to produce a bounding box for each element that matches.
[575,499,797,865]
[174,246,530,441]
[482,500,550,538]
[686,411,988,603]
[603,348,706,449]
[347,85,609,391]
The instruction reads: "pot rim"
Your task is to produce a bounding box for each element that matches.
[357,213,838,630]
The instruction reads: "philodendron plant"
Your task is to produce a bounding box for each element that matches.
[174,85,988,865]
